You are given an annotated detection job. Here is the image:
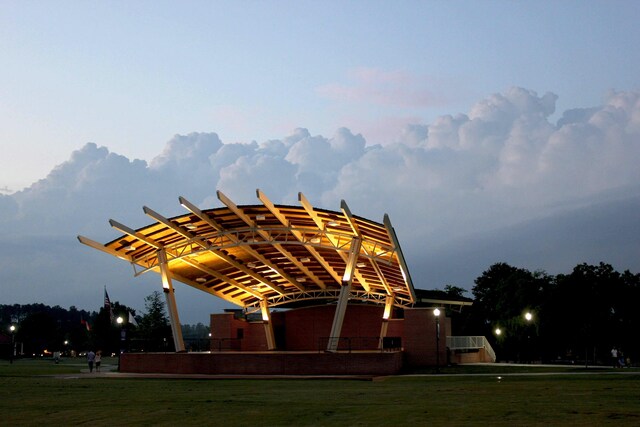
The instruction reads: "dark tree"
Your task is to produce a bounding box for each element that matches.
[547,263,636,365]
[181,322,211,351]
[443,285,468,299]
[137,291,174,352]
[469,262,552,362]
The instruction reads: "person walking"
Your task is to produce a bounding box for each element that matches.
[95,350,102,372]
[87,350,96,373]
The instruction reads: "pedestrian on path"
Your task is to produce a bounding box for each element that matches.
[87,350,96,373]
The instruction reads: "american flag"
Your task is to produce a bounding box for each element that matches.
[104,287,114,322]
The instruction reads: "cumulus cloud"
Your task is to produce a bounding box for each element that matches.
[1,87,639,322]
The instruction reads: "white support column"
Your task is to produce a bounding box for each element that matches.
[260,299,276,350]
[378,295,394,350]
[327,237,361,352]
[158,250,186,352]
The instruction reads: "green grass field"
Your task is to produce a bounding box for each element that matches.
[1,358,639,426]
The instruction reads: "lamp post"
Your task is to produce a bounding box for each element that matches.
[434,308,441,373]
[493,327,503,363]
[116,316,125,371]
[9,325,16,364]
[524,311,533,363]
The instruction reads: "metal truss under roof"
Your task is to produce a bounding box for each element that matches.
[78,189,416,311]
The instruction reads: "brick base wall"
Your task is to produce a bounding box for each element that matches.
[120,351,404,376]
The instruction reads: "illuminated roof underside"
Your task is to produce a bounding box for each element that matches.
[78,190,416,311]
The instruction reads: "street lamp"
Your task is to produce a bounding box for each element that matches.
[116,316,125,371]
[523,311,533,363]
[9,325,16,364]
[434,308,441,373]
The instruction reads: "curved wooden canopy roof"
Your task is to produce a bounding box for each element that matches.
[78,190,416,311]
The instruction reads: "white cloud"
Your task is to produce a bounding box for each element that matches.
[1,87,639,322]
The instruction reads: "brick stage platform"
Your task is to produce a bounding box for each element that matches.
[120,351,404,376]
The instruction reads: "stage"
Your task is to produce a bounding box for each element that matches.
[120,350,404,376]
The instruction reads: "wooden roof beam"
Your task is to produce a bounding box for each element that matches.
[108,219,163,249]
[341,199,392,295]
[217,190,307,292]
[178,196,286,295]
[179,196,225,231]
[143,205,207,246]
[77,235,133,263]
[177,257,264,300]
[299,192,370,292]
[257,189,330,289]
[384,214,416,303]
[160,265,246,306]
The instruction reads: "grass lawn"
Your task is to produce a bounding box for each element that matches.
[1,358,639,426]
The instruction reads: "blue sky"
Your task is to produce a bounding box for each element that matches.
[1,2,639,323]
[2,1,638,191]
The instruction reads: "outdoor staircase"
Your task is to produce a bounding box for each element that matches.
[446,336,496,363]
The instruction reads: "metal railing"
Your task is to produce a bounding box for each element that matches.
[210,338,242,352]
[446,336,496,362]
[319,336,402,352]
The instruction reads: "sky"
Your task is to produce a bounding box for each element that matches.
[1,1,639,324]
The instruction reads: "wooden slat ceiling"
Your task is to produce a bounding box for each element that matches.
[78,190,416,311]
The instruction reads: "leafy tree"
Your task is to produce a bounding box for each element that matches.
[469,262,552,362]
[181,322,211,351]
[1,304,97,357]
[137,291,174,352]
[90,301,136,355]
[546,263,636,364]
[443,285,468,298]
[17,311,59,355]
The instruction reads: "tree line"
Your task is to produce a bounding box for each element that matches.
[450,262,640,366]
[2,262,639,366]
[0,291,210,359]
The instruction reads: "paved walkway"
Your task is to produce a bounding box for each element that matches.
[54,362,640,381]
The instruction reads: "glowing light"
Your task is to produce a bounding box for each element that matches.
[433,308,441,317]
[495,327,502,336]
[256,214,266,221]
[195,277,207,283]
[524,312,533,322]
